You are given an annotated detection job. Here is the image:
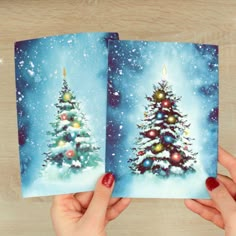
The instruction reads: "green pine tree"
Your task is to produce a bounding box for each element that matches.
[42,68,101,177]
[129,66,197,177]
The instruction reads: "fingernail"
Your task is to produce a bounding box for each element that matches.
[102,173,115,188]
[206,177,220,191]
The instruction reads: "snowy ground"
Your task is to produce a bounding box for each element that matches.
[22,164,104,198]
[112,165,210,199]
[23,162,210,199]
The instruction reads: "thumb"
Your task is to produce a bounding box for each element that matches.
[84,173,115,223]
[206,177,236,222]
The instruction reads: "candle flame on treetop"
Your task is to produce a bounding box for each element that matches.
[162,65,167,80]
[63,67,67,79]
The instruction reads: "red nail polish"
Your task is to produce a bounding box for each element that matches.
[206,177,219,191]
[102,173,115,188]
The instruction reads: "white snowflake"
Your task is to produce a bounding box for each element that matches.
[19,60,24,66]
[113,91,119,96]
[27,69,34,77]
[29,61,34,68]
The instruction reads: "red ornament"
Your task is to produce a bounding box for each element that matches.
[161,99,171,108]
[145,129,159,139]
[66,150,75,158]
[170,152,182,163]
[61,113,68,120]
[138,151,145,156]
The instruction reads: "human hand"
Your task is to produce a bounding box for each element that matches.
[185,147,236,236]
[51,173,131,236]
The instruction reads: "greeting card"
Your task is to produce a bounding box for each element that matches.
[107,40,218,198]
[15,32,119,197]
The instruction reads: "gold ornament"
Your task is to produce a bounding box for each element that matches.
[152,143,164,154]
[63,92,72,102]
[167,115,177,124]
[184,129,189,136]
[58,140,66,147]
[72,121,81,128]
[153,90,166,102]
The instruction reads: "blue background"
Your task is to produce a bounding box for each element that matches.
[106,40,218,197]
[15,32,118,194]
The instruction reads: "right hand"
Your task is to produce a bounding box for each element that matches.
[185,147,236,236]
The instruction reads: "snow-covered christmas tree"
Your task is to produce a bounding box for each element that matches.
[42,68,102,177]
[129,66,197,177]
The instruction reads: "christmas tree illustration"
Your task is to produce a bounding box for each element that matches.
[42,68,102,176]
[129,66,197,177]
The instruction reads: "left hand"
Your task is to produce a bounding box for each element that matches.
[51,173,131,236]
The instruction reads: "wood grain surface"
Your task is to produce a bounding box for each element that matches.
[1,0,236,235]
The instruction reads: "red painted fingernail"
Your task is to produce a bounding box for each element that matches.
[206,177,220,191]
[102,173,115,188]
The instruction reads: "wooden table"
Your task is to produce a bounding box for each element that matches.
[1,0,236,235]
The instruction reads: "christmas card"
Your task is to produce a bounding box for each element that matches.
[107,40,218,198]
[15,32,119,197]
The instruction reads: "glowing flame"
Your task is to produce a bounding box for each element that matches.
[162,65,167,79]
[63,67,67,79]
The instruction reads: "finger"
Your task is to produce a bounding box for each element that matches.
[217,175,236,199]
[219,147,236,181]
[184,199,224,229]
[74,191,94,209]
[52,194,78,211]
[106,198,131,222]
[108,198,122,207]
[195,175,236,210]
[51,194,82,218]
[53,194,74,205]
[83,173,115,224]
[206,177,236,223]
[195,199,216,209]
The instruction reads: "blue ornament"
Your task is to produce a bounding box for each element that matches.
[65,133,72,141]
[142,158,153,168]
[163,135,175,143]
[152,166,169,177]
[156,112,164,120]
